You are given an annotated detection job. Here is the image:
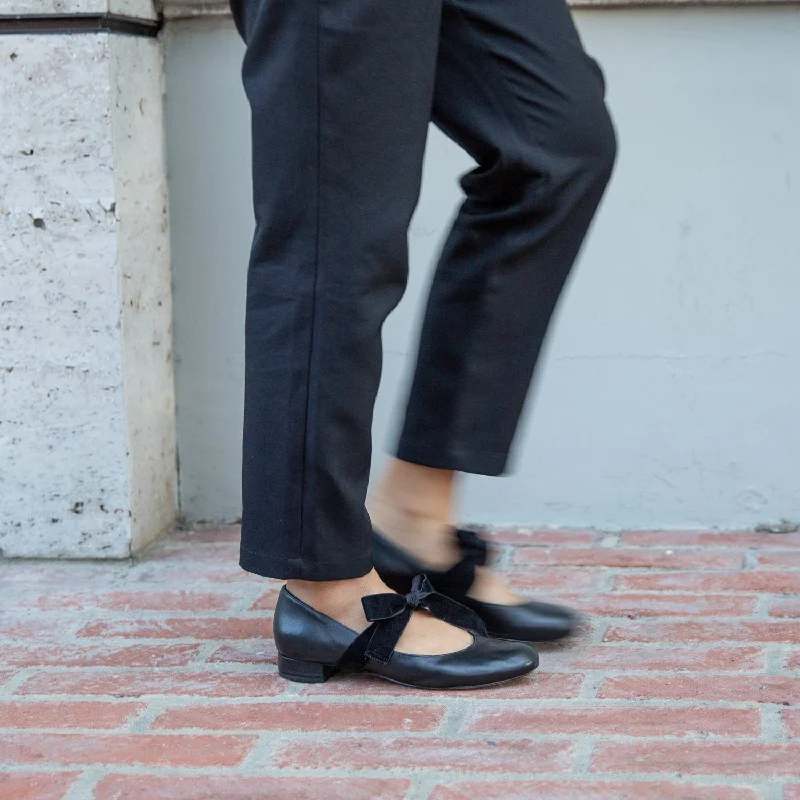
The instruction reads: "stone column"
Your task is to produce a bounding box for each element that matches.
[1,1,177,558]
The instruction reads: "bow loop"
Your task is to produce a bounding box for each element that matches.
[361,592,408,623]
[361,574,438,623]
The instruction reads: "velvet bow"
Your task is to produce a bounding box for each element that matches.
[337,574,487,669]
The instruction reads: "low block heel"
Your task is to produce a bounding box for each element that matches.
[278,654,336,683]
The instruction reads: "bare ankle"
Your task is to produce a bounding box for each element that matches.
[368,459,460,568]
[371,458,456,521]
[286,571,387,632]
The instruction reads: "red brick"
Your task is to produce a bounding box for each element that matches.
[465,705,758,737]
[0,773,79,800]
[514,548,743,570]
[783,710,800,738]
[17,670,284,698]
[0,733,256,767]
[207,642,278,664]
[771,599,800,617]
[592,741,800,776]
[36,591,235,612]
[604,620,800,644]
[486,529,599,546]
[784,787,800,800]
[503,568,606,592]
[276,737,574,773]
[169,527,241,543]
[555,593,757,618]
[249,589,280,611]
[0,701,145,729]
[429,780,759,800]
[153,701,445,732]
[0,565,117,591]
[94,776,408,800]
[144,544,240,563]
[561,644,766,672]
[301,672,583,700]
[0,616,81,641]
[615,570,800,594]
[621,530,800,548]
[77,616,272,640]
[757,551,800,568]
[126,564,260,586]
[598,675,800,703]
[0,643,200,668]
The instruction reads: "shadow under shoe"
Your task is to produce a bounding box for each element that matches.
[273,575,539,689]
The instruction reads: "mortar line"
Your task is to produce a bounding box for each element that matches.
[187,641,223,665]
[765,643,786,675]
[570,736,596,775]
[742,549,758,570]
[599,533,620,549]
[436,702,470,736]
[0,760,791,787]
[60,767,106,800]
[0,669,34,697]
[405,774,440,800]
[237,732,280,769]
[123,696,173,733]
[577,672,606,700]
[760,703,786,741]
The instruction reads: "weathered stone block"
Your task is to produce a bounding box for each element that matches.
[4,1,158,20]
[0,31,176,558]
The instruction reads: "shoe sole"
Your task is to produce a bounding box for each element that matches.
[277,654,537,690]
[487,629,574,643]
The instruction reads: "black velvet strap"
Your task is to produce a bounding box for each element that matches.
[437,528,489,596]
[337,574,487,670]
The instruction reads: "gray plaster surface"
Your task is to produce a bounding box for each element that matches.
[166,9,800,529]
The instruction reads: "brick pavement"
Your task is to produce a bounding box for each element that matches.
[1,525,799,799]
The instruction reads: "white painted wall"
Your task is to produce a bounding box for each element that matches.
[165,8,800,530]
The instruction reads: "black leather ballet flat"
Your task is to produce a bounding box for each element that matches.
[273,574,538,689]
[372,529,576,643]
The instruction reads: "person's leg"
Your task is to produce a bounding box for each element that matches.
[371,0,616,598]
[232,0,440,580]
[230,0,479,655]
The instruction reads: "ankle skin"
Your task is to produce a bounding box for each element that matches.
[286,572,386,632]
[368,459,461,568]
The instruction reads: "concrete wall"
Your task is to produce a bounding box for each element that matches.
[165,8,800,531]
[1,21,177,558]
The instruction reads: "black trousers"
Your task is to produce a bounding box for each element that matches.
[230,0,616,580]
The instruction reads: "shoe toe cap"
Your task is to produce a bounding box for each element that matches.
[477,637,539,682]
[503,641,540,677]
[476,599,578,642]
[527,602,576,640]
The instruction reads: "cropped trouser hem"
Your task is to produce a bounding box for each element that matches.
[396,438,507,477]
[239,546,374,581]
